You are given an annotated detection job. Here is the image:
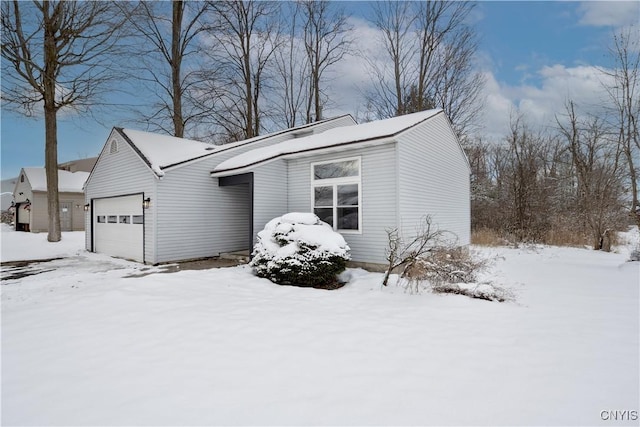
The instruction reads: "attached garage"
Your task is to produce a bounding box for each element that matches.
[93,194,144,262]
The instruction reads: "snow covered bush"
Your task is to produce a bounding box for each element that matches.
[250,213,351,288]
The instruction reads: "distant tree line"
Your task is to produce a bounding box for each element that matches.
[466,28,639,250]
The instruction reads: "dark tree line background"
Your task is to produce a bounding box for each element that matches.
[2,1,638,248]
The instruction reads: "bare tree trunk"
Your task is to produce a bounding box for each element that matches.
[172,1,185,138]
[43,0,60,242]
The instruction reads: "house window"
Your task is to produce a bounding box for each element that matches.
[107,215,117,223]
[20,174,24,183]
[132,215,144,224]
[119,215,131,224]
[97,216,106,223]
[312,157,361,232]
[110,140,118,154]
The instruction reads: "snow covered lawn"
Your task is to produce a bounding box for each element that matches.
[1,226,638,426]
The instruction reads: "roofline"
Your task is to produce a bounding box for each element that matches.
[115,127,161,177]
[17,167,88,194]
[160,114,356,172]
[211,137,397,178]
[210,110,444,176]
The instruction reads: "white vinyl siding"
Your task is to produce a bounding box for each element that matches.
[253,160,288,245]
[397,113,470,246]
[288,144,397,264]
[154,118,354,263]
[84,131,157,263]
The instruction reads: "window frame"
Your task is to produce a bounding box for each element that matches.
[310,156,362,234]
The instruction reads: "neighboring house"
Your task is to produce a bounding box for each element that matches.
[13,168,90,232]
[58,157,98,173]
[84,109,470,266]
[1,177,18,211]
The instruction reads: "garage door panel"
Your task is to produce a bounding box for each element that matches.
[94,195,144,262]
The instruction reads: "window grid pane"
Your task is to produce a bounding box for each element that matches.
[337,207,358,230]
[337,184,358,206]
[314,160,359,180]
[314,186,333,207]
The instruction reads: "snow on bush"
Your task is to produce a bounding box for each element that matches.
[250,213,351,287]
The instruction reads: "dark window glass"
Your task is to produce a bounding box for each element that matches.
[314,208,333,227]
[314,186,333,207]
[337,184,358,206]
[119,215,130,224]
[314,160,359,179]
[132,215,144,224]
[107,215,117,223]
[97,216,106,223]
[337,207,358,230]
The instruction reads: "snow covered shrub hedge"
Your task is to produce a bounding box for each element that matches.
[250,213,351,287]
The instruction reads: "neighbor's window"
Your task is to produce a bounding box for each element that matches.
[312,157,360,232]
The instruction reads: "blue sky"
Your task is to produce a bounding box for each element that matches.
[1,1,638,180]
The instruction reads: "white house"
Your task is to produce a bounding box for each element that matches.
[84,109,470,266]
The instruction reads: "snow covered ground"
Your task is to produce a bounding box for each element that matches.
[1,225,638,426]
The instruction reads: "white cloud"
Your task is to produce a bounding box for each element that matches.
[578,1,640,27]
[324,16,618,144]
[478,64,614,141]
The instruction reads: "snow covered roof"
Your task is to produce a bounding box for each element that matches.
[21,168,89,193]
[118,129,217,177]
[212,109,443,175]
[116,115,354,177]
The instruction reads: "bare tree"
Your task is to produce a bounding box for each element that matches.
[366,0,417,119]
[2,1,125,242]
[365,0,483,139]
[123,1,210,138]
[205,0,282,141]
[383,216,447,287]
[272,2,309,128]
[602,28,640,226]
[300,0,352,123]
[557,101,627,250]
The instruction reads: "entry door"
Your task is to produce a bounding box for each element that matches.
[60,202,72,231]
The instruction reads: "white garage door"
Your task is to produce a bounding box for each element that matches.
[94,194,144,262]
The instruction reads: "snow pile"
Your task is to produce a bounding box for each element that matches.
[0,224,86,262]
[250,213,350,287]
[431,281,513,302]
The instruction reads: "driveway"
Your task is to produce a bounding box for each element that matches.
[1,254,244,282]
